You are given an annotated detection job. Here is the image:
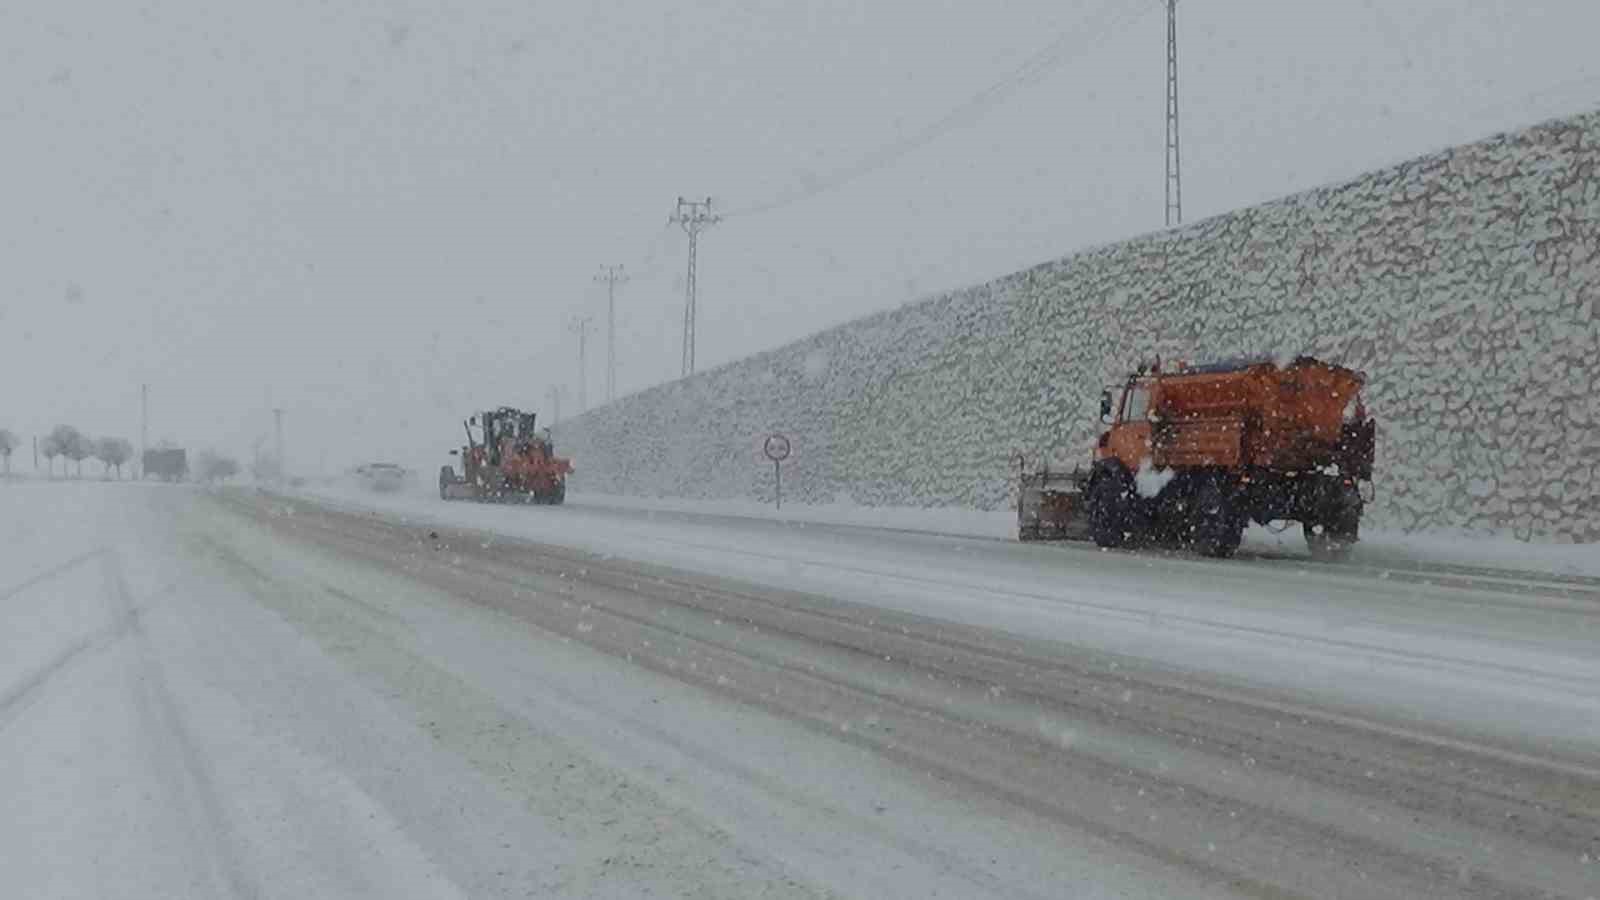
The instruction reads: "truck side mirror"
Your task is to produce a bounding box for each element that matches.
[449,449,459,456]
[1099,390,1114,423]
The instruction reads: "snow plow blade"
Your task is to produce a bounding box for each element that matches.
[1017,467,1091,542]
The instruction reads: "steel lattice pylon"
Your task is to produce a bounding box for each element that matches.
[594,264,628,402]
[669,197,720,377]
[1165,0,1182,228]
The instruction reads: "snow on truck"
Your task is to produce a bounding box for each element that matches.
[1018,356,1376,560]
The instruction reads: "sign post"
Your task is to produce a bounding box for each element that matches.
[762,433,791,510]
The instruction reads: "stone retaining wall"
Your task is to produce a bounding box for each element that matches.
[563,111,1600,541]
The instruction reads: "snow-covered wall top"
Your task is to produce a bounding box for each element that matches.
[563,111,1600,542]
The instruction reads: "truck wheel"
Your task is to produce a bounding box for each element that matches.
[438,466,455,500]
[1305,481,1360,561]
[1304,522,1355,562]
[1192,480,1243,558]
[549,482,566,506]
[1087,474,1132,549]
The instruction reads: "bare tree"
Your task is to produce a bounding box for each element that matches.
[91,437,108,478]
[96,436,134,479]
[0,429,16,476]
[44,425,81,478]
[64,429,93,478]
[40,435,60,476]
[195,450,241,483]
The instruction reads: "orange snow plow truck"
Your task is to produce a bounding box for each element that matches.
[1018,356,1375,560]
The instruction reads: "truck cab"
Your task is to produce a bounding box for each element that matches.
[1100,375,1157,471]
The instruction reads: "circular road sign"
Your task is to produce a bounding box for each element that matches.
[763,433,792,463]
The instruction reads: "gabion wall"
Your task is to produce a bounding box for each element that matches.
[562,111,1600,541]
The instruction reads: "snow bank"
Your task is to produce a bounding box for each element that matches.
[566,491,1600,578]
[571,491,1019,539]
[306,476,1600,581]
[560,111,1600,542]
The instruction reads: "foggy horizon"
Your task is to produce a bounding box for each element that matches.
[4,0,1595,473]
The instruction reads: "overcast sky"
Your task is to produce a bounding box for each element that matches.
[2,0,1595,473]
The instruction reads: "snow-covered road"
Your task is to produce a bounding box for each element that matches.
[3,482,1597,898]
[303,481,1600,756]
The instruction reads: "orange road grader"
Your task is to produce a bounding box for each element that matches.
[440,407,572,504]
[1017,356,1375,560]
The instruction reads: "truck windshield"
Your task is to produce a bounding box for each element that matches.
[1122,383,1152,422]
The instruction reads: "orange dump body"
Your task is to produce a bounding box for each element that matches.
[1100,357,1372,478]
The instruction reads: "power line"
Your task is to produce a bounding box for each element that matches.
[631,224,678,280]
[594,264,629,403]
[668,197,720,377]
[721,0,1152,219]
[583,3,1152,388]
[573,3,1158,394]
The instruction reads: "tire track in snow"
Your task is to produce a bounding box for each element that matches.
[549,494,1600,606]
[0,610,136,733]
[184,530,844,900]
[0,546,147,733]
[0,547,107,603]
[224,493,1600,900]
[242,492,1600,765]
[104,551,264,900]
[395,514,1600,697]
[294,488,1600,609]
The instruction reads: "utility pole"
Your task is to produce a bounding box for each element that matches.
[272,408,285,482]
[140,383,148,478]
[593,264,629,403]
[568,316,594,413]
[668,196,720,377]
[1164,0,1183,228]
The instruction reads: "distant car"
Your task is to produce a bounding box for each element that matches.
[353,462,410,492]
